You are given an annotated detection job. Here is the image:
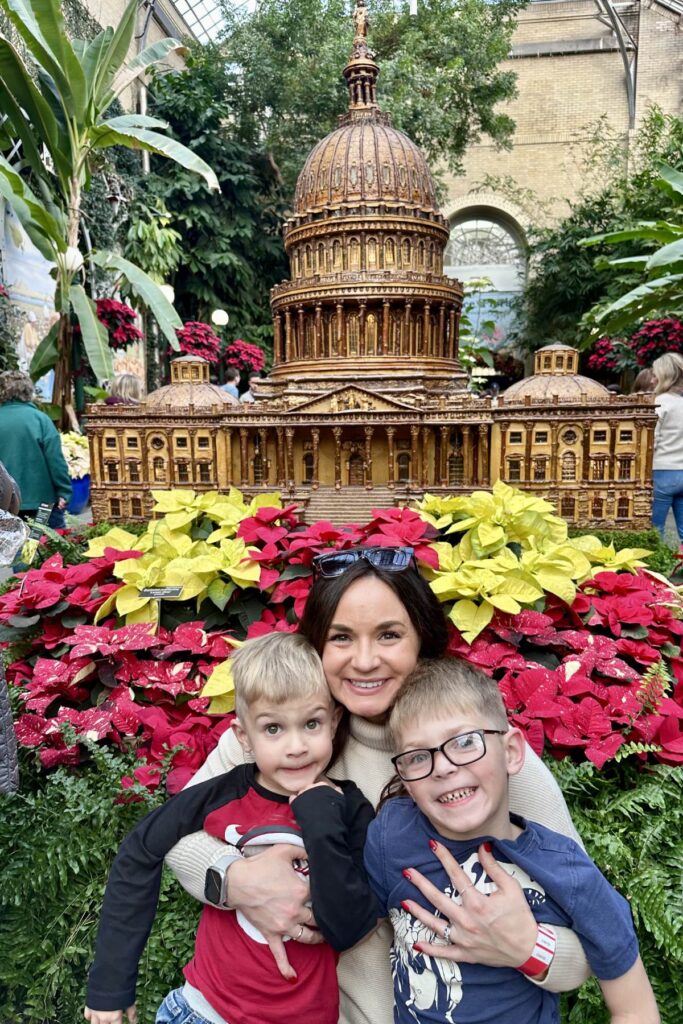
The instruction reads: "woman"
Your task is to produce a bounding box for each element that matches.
[0,370,71,529]
[104,374,144,405]
[166,549,589,1024]
[652,352,683,541]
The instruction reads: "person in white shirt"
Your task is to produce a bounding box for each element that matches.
[652,352,683,541]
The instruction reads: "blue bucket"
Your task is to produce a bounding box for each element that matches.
[67,474,90,515]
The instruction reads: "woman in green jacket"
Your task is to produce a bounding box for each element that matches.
[0,371,72,528]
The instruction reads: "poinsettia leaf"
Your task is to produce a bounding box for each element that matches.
[8,614,41,627]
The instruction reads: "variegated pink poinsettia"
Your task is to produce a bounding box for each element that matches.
[2,506,683,786]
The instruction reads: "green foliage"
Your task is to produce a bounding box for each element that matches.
[222,0,527,195]
[514,109,683,352]
[0,744,197,1023]
[551,759,683,1024]
[144,46,288,350]
[569,527,677,576]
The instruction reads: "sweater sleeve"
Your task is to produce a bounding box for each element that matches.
[86,771,248,1011]
[40,415,72,501]
[164,726,249,901]
[292,782,380,951]
[509,744,591,992]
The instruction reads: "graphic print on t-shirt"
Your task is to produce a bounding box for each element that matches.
[390,853,547,1024]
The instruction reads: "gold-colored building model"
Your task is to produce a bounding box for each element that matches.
[86,2,655,529]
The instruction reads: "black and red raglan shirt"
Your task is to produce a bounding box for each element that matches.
[86,763,379,1024]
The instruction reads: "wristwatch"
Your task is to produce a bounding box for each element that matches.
[204,853,241,907]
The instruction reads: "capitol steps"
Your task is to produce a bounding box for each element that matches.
[299,486,401,526]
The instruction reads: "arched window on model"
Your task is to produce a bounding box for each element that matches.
[153,457,166,483]
[401,238,411,268]
[333,240,342,270]
[348,313,360,356]
[384,238,395,267]
[317,243,325,274]
[367,238,378,269]
[349,237,360,271]
[366,313,378,355]
[303,452,314,484]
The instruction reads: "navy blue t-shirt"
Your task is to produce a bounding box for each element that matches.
[364,799,638,1024]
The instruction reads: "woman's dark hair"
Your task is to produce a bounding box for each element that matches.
[298,557,449,660]
[298,558,449,763]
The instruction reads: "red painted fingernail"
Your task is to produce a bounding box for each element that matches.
[403,869,412,881]
[287,976,298,985]
[428,839,438,851]
[412,943,423,952]
[483,842,492,852]
[401,900,411,911]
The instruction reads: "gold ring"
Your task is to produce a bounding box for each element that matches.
[295,925,305,940]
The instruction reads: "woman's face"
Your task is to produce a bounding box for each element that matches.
[321,575,421,722]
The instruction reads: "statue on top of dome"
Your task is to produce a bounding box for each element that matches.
[353,0,369,45]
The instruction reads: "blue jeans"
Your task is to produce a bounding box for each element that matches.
[155,988,215,1024]
[652,469,683,541]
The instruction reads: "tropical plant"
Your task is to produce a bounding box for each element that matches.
[93,298,144,351]
[0,0,218,426]
[174,321,223,364]
[581,164,683,338]
[223,338,267,375]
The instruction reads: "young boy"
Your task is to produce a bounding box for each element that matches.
[85,633,378,1024]
[364,659,659,1024]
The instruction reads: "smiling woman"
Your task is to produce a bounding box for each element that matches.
[165,547,591,1024]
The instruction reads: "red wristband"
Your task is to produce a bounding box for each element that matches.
[516,924,557,977]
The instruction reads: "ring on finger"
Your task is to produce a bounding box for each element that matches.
[294,925,305,940]
[459,881,475,895]
[442,923,452,944]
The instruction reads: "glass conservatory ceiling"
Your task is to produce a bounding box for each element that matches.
[172,0,255,43]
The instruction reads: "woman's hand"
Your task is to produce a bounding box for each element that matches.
[84,1005,137,1024]
[227,844,323,980]
[404,841,538,968]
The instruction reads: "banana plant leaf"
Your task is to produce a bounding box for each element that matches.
[69,283,113,383]
[90,120,219,192]
[91,251,182,350]
[29,319,60,380]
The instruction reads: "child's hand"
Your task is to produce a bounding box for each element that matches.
[288,778,342,803]
[84,1004,137,1024]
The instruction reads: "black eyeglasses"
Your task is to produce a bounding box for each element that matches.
[312,545,415,578]
[391,729,507,781]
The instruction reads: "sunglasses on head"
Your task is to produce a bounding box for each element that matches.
[312,545,415,578]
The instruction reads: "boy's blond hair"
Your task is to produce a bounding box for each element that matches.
[389,658,509,745]
[231,632,330,719]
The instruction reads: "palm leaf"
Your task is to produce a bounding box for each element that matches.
[28,319,59,380]
[0,153,64,259]
[90,122,219,192]
[107,39,187,107]
[91,251,182,350]
[69,284,113,383]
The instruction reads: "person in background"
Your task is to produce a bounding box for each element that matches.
[0,459,23,794]
[240,372,261,404]
[0,370,71,529]
[652,352,683,542]
[221,367,240,400]
[105,375,143,406]
[631,368,656,394]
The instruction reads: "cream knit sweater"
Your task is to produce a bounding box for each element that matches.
[166,718,589,1024]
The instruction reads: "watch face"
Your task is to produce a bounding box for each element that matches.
[204,868,223,906]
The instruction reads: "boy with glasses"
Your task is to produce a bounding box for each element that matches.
[364,659,659,1024]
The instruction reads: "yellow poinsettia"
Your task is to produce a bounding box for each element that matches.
[205,488,285,541]
[571,535,652,577]
[201,641,244,714]
[85,526,144,559]
[95,551,217,626]
[150,490,231,532]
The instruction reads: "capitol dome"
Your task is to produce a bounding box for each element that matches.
[146,355,239,410]
[294,119,439,216]
[502,343,610,402]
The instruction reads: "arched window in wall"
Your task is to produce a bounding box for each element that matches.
[444,210,526,346]
[366,313,378,355]
[333,240,342,270]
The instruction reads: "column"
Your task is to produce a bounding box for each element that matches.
[448,307,456,359]
[336,301,344,357]
[239,428,249,486]
[273,314,282,365]
[462,425,473,484]
[404,301,412,357]
[259,428,269,486]
[439,303,446,358]
[225,428,234,485]
[297,307,305,359]
[311,428,320,488]
[364,425,374,489]
[478,424,490,486]
[285,427,295,488]
[549,424,559,481]
[382,300,390,355]
[333,427,343,489]
[386,426,396,489]
[314,304,323,359]
[524,424,533,484]
[285,310,292,362]
[440,425,449,486]
[359,301,367,357]
[582,420,592,482]
[410,425,420,487]
[421,427,430,487]
[423,303,431,358]
[499,423,508,482]
[275,427,285,486]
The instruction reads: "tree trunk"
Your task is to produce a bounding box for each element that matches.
[53,312,73,431]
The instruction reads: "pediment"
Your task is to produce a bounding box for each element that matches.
[291,386,416,414]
